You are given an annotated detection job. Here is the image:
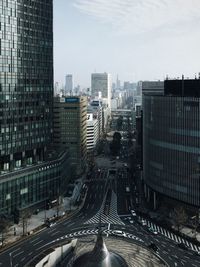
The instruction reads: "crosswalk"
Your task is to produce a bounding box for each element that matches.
[84,191,124,225]
[138,216,200,252]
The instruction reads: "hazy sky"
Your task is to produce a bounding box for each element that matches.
[54,0,200,88]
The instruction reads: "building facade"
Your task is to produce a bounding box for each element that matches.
[53,96,87,175]
[91,73,111,108]
[0,0,70,216]
[143,79,200,210]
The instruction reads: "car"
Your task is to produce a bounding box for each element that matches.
[131,210,137,216]
[139,219,147,226]
[46,222,56,228]
[148,242,158,252]
[148,227,158,235]
[177,243,188,250]
[112,230,126,237]
[194,250,200,256]
[129,220,134,224]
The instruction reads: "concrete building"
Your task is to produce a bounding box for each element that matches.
[65,74,73,95]
[89,100,103,138]
[53,96,87,175]
[86,113,99,153]
[143,78,200,212]
[0,0,71,217]
[91,73,112,108]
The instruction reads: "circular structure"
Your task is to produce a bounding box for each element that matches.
[66,231,166,267]
[72,232,128,267]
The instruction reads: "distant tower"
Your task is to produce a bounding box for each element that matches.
[65,74,73,95]
[91,73,112,108]
[116,75,121,89]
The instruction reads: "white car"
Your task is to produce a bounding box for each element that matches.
[131,210,137,216]
[112,230,126,237]
[141,219,147,226]
[129,220,134,224]
[148,227,158,235]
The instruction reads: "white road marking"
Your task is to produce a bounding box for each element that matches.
[10,247,21,254]
[13,251,24,258]
[33,240,43,246]
[51,231,60,236]
[30,237,40,243]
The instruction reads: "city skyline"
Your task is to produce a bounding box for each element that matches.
[54,0,200,87]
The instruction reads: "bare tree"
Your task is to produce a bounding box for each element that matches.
[173,206,188,231]
[0,218,11,246]
[20,209,31,236]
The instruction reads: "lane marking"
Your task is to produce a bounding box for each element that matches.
[51,231,60,236]
[30,237,40,243]
[10,247,21,254]
[33,240,43,246]
[13,251,24,258]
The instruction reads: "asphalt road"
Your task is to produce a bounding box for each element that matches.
[0,168,199,267]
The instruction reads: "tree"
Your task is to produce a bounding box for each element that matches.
[173,206,188,231]
[0,218,11,246]
[20,209,32,236]
[110,132,121,156]
[116,116,123,131]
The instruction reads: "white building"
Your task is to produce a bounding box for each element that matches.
[89,100,103,138]
[87,113,99,153]
[91,73,111,108]
[65,74,73,95]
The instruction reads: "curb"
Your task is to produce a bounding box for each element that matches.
[0,189,88,253]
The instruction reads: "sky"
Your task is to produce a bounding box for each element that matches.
[54,0,200,88]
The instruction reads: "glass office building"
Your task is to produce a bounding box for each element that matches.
[143,79,200,209]
[0,0,70,215]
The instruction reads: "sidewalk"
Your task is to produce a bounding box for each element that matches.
[2,197,78,247]
[137,200,200,243]
[1,176,88,248]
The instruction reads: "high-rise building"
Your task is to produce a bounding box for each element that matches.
[116,75,121,90]
[0,0,70,216]
[53,96,87,175]
[143,78,200,212]
[65,74,73,95]
[91,73,111,108]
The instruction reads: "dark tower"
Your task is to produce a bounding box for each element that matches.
[0,1,70,216]
[0,0,53,172]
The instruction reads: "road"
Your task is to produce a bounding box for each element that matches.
[0,168,200,267]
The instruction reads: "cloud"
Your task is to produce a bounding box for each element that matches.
[73,0,200,35]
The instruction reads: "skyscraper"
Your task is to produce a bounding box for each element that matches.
[143,78,200,212]
[65,74,73,95]
[0,0,70,216]
[91,73,111,108]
